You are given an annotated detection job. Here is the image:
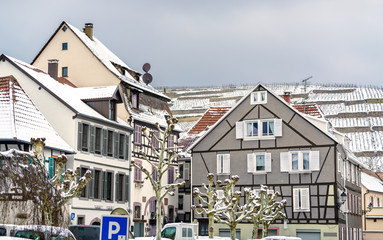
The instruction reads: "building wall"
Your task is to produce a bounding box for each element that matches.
[362,184,383,231]
[33,23,119,88]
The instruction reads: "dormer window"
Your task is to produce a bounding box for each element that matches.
[131,91,139,109]
[109,100,116,120]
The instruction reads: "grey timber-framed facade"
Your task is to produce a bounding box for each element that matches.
[190,84,363,240]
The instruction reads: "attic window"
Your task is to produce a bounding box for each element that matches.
[131,91,139,109]
[62,26,67,32]
[62,43,68,50]
[62,67,68,77]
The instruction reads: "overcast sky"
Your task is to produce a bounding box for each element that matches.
[1,0,383,87]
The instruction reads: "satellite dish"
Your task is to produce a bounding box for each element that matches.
[142,73,153,85]
[143,63,151,73]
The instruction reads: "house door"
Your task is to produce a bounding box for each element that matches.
[149,199,156,236]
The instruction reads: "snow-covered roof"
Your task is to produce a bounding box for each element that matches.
[3,55,132,131]
[64,22,170,101]
[0,75,73,153]
[362,172,383,193]
[73,85,119,101]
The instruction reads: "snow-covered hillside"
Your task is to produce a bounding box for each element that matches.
[163,83,383,170]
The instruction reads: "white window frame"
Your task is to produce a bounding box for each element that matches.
[247,152,271,174]
[280,151,320,172]
[217,153,230,175]
[293,187,310,212]
[250,91,267,105]
[241,119,282,141]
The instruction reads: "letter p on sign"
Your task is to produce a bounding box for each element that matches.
[108,222,120,239]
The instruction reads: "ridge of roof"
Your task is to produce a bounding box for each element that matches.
[2,54,132,132]
[0,75,74,153]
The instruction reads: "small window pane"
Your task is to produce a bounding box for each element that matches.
[292,153,298,170]
[261,92,266,101]
[253,93,258,102]
[62,67,68,77]
[303,152,310,170]
[256,155,265,171]
[62,42,68,50]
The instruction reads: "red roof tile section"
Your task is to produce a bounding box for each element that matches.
[292,104,323,118]
[188,107,231,134]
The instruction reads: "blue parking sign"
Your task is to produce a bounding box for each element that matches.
[71,213,75,221]
[100,215,129,240]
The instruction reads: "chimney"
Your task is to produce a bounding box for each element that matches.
[84,23,93,40]
[283,91,291,104]
[48,59,59,80]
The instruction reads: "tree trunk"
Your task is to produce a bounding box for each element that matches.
[155,191,162,240]
[208,213,214,238]
[252,220,259,239]
[230,223,236,240]
[262,223,269,238]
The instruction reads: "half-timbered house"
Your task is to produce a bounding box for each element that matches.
[190,84,364,240]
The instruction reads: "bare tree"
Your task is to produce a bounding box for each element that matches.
[249,185,286,239]
[130,115,185,240]
[192,173,224,238]
[0,138,91,226]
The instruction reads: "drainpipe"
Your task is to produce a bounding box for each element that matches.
[364,190,370,231]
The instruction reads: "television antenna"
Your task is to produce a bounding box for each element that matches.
[302,76,312,113]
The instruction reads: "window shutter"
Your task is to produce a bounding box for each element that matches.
[102,171,107,200]
[185,163,190,180]
[125,135,130,160]
[114,132,119,158]
[102,129,107,156]
[310,151,320,171]
[274,119,282,137]
[217,155,222,174]
[247,154,254,173]
[77,123,82,151]
[236,121,244,139]
[223,154,230,174]
[48,157,54,179]
[115,173,119,201]
[301,188,310,210]
[280,152,290,172]
[89,169,94,199]
[125,174,130,202]
[293,188,299,211]
[90,126,95,153]
[168,168,174,184]
[265,153,272,172]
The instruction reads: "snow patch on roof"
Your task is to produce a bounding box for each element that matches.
[362,172,383,193]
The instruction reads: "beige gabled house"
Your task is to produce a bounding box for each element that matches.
[32,22,181,237]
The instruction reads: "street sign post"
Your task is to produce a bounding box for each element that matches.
[100,215,129,240]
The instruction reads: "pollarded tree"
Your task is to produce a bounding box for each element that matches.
[249,185,287,239]
[0,138,91,226]
[194,174,258,240]
[130,115,185,240]
[192,173,224,238]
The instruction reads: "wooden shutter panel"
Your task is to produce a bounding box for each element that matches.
[102,171,107,200]
[236,121,244,139]
[247,154,254,173]
[217,155,221,174]
[265,153,272,172]
[114,132,119,158]
[125,135,130,160]
[125,174,129,202]
[48,157,54,179]
[115,173,119,201]
[102,129,107,156]
[223,154,230,174]
[90,126,95,153]
[274,119,282,137]
[280,152,290,172]
[89,169,94,199]
[293,188,300,211]
[77,123,82,151]
[185,163,190,180]
[301,188,310,210]
[310,151,320,171]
